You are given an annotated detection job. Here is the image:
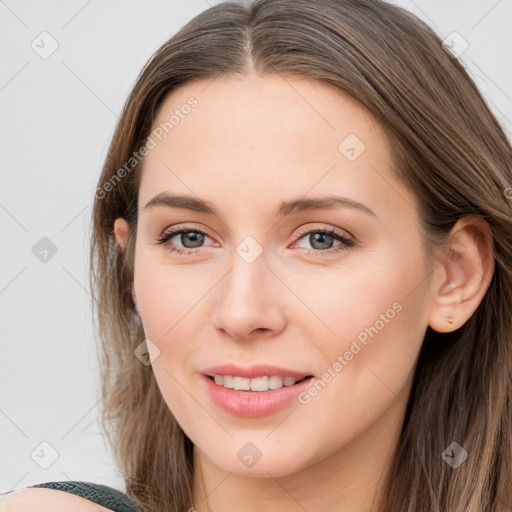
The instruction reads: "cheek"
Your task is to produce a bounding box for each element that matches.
[297,257,418,337]
[133,256,221,395]
[134,256,208,336]
[297,247,429,390]
[286,268,427,460]
[133,259,205,423]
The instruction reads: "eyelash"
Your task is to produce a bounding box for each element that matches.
[155,225,356,257]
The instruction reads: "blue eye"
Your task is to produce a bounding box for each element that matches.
[293,228,355,256]
[156,228,214,255]
[155,226,355,256]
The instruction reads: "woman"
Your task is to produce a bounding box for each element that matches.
[2,0,511,510]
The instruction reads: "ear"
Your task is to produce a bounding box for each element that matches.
[114,217,129,252]
[113,217,137,307]
[428,215,495,333]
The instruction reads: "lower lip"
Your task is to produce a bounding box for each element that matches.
[202,375,315,417]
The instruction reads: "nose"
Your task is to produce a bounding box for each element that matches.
[212,248,287,341]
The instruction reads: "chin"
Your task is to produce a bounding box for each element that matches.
[201,440,312,478]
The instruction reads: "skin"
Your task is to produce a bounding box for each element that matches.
[113,73,494,512]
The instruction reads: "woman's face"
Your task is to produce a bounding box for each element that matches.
[118,74,437,478]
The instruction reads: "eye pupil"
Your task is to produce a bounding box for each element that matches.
[182,231,204,248]
[310,232,333,250]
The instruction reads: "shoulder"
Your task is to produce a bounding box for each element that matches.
[0,486,112,511]
[0,481,139,512]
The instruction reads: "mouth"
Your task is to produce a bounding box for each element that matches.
[202,372,316,417]
[205,374,314,392]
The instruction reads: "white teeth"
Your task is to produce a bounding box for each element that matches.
[212,375,303,391]
[269,376,283,389]
[283,376,298,386]
[233,376,250,390]
[250,376,268,391]
[222,375,234,388]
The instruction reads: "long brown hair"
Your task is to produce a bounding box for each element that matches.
[89,1,512,510]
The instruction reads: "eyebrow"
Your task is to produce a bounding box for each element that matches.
[143,192,376,218]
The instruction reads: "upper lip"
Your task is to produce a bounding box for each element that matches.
[202,363,314,379]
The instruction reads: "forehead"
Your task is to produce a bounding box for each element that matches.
[148,73,377,155]
[137,74,413,220]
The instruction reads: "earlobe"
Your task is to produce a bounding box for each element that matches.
[114,217,129,252]
[428,215,495,333]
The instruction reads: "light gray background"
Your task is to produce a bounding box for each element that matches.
[1,0,511,494]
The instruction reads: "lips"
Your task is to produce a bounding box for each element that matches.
[202,373,316,417]
[200,363,316,416]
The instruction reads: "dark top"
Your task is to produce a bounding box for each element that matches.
[24,481,141,511]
